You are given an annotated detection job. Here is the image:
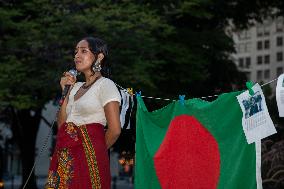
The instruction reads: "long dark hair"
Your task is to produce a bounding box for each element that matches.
[83,36,110,77]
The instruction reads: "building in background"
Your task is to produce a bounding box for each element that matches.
[230,16,284,94]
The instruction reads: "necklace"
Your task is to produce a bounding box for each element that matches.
[81,76,101,89]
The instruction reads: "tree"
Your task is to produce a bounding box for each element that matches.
[0,0,173,188]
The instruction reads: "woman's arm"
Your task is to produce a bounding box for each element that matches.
[57,94,69,128]
[104,101,121,149]
[57,72,76,128]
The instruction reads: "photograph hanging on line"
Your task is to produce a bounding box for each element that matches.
[241,91,263,119]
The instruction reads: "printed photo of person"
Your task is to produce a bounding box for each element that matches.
[242,92,263,118]
[249,96,259,116]
[242,99,250,119]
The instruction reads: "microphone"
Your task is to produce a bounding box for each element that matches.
[59,69,78,106]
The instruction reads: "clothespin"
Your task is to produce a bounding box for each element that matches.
[246,81,255,96]
[179,95,186,106]
[135,91,142,97]
[127,88,134,96]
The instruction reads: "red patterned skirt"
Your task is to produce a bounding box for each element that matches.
[45,122,110,189]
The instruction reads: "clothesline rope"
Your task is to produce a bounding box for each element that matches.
[260,78,278,87]
[115,77,278,101]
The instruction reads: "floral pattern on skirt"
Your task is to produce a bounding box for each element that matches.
[45,122,110,189]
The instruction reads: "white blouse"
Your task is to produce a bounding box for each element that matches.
[66,77,121,126]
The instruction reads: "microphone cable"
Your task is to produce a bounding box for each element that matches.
[22,69,77,189]
[22,107,59,189]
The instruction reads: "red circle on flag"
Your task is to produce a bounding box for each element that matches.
[153,115,220,189]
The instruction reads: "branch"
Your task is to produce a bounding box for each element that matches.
[271,170,284,180]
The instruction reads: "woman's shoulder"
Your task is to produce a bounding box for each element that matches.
[97,77,121,105]
[99,77,116,87]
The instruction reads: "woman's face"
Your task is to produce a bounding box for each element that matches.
[74,40,95,72]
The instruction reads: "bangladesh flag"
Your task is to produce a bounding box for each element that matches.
[135,91,262,189]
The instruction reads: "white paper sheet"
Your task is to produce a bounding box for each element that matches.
[276,74,284,117]
[237,83,277,144]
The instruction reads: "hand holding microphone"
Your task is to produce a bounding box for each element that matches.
[59,69,78,106]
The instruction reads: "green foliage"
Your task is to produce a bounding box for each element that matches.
[0,0,283,109]
[0,0,174,110]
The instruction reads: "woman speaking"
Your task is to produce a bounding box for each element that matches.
[45,37,121,189]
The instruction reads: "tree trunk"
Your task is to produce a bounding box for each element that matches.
[12,108,42,189]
